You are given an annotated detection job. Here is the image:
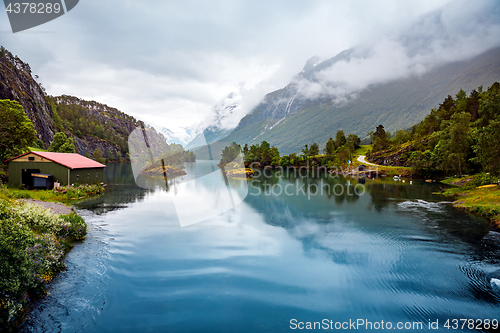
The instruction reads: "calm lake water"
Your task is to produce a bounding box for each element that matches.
[20,162,500,332]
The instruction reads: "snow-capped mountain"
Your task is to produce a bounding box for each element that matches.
[185,92,241,150]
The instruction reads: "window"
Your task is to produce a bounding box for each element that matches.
[87,173,90,179]
[96,172,99,178]
[28,157,35,161]
[76,174,79,180]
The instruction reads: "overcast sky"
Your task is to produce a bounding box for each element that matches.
[1,0,499,140]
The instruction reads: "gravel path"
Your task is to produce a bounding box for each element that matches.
[19,199,73,215]
[357,155,381,167]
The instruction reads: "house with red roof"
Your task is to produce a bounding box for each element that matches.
[5,151,106,188]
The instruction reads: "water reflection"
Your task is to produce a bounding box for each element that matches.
[22,162,500,333]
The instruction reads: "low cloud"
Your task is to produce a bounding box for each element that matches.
[294,0,500,101]
[2,0,498,134]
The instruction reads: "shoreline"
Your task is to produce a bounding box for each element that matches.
[0,185,101,330]
[439,177,500,231]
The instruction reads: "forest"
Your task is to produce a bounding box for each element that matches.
[219,82,500,180]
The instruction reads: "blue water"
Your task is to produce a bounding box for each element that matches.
[20,162,500,332]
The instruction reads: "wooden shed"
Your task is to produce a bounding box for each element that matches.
[5,151,106,188]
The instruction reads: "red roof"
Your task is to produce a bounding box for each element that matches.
[5,151,106,169]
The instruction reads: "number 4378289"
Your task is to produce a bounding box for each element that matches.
[6,3,61,14]
[443,319,498,330]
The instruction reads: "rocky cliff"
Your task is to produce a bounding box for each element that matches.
[0,48,55,146]
[0,47,149,159]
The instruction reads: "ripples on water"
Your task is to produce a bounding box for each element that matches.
[19,163,500,332]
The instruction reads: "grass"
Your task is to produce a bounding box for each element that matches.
[1,183,104,203]
[440,175,500,230]
[28,146,48,152]
[354,144,371,156]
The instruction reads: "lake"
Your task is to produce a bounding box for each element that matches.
[20,161,500,332]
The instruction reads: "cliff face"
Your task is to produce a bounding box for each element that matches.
[73,136,122,159]
[0,47,149,159]
[367,145,414,167]
[51,95,142,158]
[0,50,55,146]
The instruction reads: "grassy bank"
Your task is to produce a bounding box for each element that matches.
[440,174,500,230]
[2,183,104,203]
[0,184,99,330]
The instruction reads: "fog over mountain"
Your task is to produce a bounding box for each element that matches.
[2,0,498,137]
[293,2,500,102]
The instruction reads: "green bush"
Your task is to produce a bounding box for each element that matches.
[470,173,498,188]
[0,199,87,329]
[60,213,87,241]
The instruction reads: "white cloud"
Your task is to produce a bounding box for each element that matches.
[294,0,500,101]
[2,0,498,134]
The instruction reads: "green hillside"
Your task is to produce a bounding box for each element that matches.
[223,47,500,155]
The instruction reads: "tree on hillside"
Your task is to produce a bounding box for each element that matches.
[346,134,361,150]
[436,112,471,176]
[184,150,196,162]
[301,144,309,157]
[270,146,280,166]
[474,119,500,177]
[279,155,290,167]
[58,137,76,153]
[219,142,241,165]
[392,129,409,146]
[93,148,104,162]
[0,100,36,161]
[48,132,67,152]
[324,138,335,156]
[261,149,272,166]
[309,143,319,156]
[48,132,75,153]
[334,130,346,149]
[372,125,390,152]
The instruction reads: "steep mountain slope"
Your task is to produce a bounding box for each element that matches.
[0,47,148,159]
[0,48,55,145]
[223,47,500,155]
[48,95,142,158]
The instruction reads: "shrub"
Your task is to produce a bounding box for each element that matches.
[60,213,87,241]
[0,199,87,328]
[11,202,66,235]
[470,173,498,188]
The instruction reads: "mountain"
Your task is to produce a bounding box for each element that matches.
[47,94,142,158]
[186,92,241,157]
[0,47,55,145]
[0,47,150,159]
[222,47,500,155]
[145,126,195,146]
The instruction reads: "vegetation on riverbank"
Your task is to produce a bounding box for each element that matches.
[366,82,500,179]
[219,136,412,178]
[139,164,187,177]
[218,82,499,185]
[440,174,500,230]
[0,191,87,330]
[1,183,105,203]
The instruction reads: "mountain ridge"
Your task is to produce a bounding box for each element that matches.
[220,47,500,154]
